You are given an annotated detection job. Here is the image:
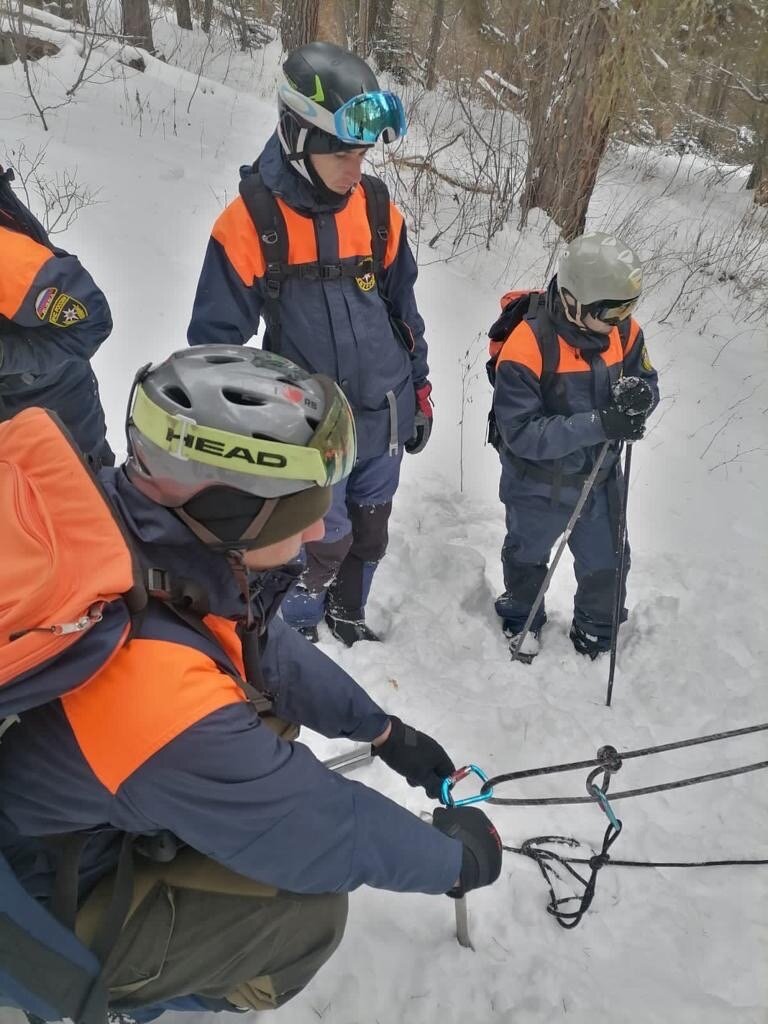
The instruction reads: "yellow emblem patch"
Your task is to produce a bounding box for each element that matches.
[48,293,88,328]
[356,272,376,292]
[640,344,654,373]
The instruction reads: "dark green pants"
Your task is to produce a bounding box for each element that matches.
[76,848,348,1012]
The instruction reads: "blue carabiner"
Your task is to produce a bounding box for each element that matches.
[589,784,622,832]
[440,764,493,807]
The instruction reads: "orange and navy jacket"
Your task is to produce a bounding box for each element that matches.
[0,212,112,460]
[0,468,461,901]
[187,134,428,461]
[492,279,659,497]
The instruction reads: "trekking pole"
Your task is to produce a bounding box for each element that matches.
[511,442,611,662]
[323,746,374,774]
[605,444,633,708]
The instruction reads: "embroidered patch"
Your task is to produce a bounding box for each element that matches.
[355,271,376,292]
[640,344,654,372]
[35,286,58,320]
[48,293,88,327]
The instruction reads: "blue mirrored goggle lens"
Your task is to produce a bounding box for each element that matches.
[334,91,406,144]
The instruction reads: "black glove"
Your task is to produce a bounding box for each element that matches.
[599,405,646,442]
[373,716,455,799]
[612,376,654,417]
[432,805,503,897]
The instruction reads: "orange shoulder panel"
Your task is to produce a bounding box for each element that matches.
[211,198,266,286]
[335,187,373,261]
[496,321,543,378]
[0,226,52,319]
[383,202,404,269]
[276,197,317,265]
[63,636,247,794]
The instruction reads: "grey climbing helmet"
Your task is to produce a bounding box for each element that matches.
[125,346,356,549]
[557,232,643,326]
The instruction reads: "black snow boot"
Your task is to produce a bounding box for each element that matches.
[297,625,319,643]
[570,623,610,660]
[325,612,381,647]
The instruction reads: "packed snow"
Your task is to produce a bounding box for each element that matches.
[1,14,766,1024]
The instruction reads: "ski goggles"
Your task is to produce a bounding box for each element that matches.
[280,79,407,146]
[128,372,357,489]
[582,296,640,325]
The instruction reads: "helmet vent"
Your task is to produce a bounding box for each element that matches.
[222,388,266,407]
[203,354,247,364]
[162,385,192,408]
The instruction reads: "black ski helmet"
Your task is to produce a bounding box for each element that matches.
[278,42,401,188]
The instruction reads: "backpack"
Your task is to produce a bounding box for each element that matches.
[0,408,267,1024]
[237,166,416,355]
[0,166,52,249]
[485,289,630,451]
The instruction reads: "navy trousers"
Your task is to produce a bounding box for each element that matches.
[281,449,403,628]
[495,466,628,641]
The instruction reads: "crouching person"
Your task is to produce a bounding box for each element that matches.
[0,347,501,1023]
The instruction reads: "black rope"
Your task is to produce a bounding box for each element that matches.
[481,721,768,805]
[487,759,768,806]
[503,844,768,868]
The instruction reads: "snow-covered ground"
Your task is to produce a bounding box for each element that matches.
[2,15,767,1023]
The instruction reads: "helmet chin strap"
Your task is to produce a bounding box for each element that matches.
[559,288,588,330]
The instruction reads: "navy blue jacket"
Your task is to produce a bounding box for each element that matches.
[0,469,461,905]
[187,135,428,461]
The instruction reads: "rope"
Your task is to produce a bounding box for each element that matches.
[481,721,768,806]
[503,844,768,868]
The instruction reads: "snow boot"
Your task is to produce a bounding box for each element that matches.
[325,612,381,647]
[508,629,541,664]
[570,623,610,660]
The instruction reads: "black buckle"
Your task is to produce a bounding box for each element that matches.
[320,264,342,280]
[265,262,282,298]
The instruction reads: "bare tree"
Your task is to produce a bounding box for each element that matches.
[357,0,370,55]
[280,0,319,51]
[424,0,444,91]
[122,0,154,51]
[317,0,346,45]
[175,0,192,31]
[521,0,630,240]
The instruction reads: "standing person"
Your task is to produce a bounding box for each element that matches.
[188,42,432,646]
[489,233,659,661]
[0,165,114,466]
[0,347,501,1024]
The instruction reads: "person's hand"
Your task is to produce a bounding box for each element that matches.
[372,716,455,798]
[612,376,654,417]
[404,382,433,454]
[432,806,503,897]
[598,405,646,442]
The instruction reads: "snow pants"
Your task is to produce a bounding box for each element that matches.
[281,449,403,628]
[76,847,348,1019]
[495,466,629,643]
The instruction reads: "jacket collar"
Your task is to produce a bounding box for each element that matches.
[256,132,351,215]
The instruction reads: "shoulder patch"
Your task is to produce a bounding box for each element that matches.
[34,286,58,320]
[47,293,88,327]
[640,344,654,372]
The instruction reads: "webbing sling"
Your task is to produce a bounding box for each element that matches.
[238,168,390,349]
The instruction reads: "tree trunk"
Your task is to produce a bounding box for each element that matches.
[280,0,319,51]
[357,0,370,56]
[174,0,192,30]
[72,0,90,28]
[233,0,249,50]
[372,0,396,72]
[521,1,624,240]
[316,0,346,45]
[424,0,444,91]
[122,0,154,51]
[201,0,213,33]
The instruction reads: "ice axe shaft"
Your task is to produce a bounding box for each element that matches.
[323,746,374,774]
[511,442,611,662]
[606,443,633,707]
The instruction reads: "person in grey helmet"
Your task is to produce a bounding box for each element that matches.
[488,232,660,661]
[187,42,433,648]
[0,347,501,1023]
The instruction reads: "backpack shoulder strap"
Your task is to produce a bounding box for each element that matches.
[524,291,560,388]
[238,165,288,345]
[617,316,632,360]
[359,174,390,273]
